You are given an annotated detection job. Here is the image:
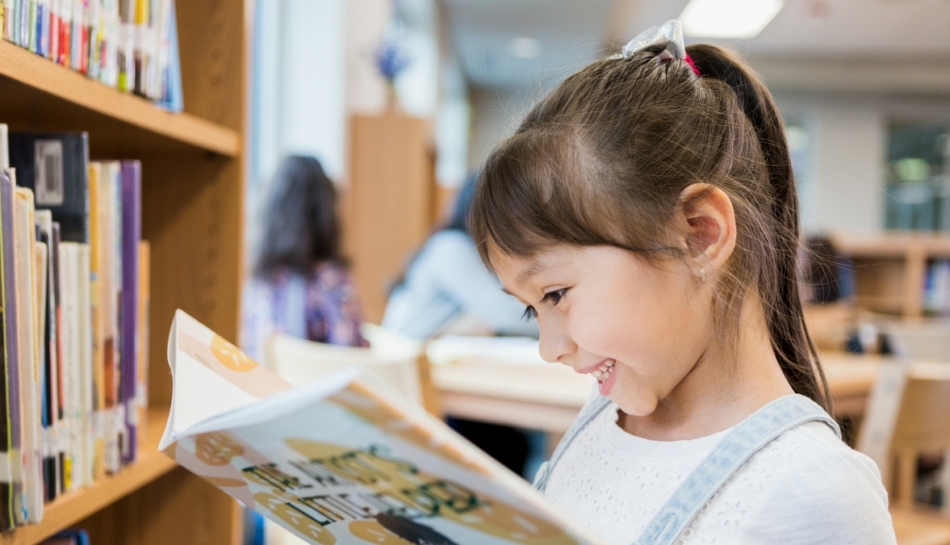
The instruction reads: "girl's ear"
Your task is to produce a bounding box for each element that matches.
[674,183,737,273]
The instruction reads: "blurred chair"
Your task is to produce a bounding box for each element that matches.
[857,361,950,544]
[263,332,441,416]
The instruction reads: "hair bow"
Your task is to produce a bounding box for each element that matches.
[618,19,700,76]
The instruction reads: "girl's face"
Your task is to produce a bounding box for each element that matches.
[492,244,715,419]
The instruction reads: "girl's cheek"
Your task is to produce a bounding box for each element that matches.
[568,308,616,351]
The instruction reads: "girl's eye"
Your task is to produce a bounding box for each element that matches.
[544,288,567,305]
[521,288,568,322]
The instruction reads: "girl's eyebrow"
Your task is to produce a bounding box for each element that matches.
[516,261,545,286]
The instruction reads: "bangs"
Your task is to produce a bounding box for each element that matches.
[470,129,671,271]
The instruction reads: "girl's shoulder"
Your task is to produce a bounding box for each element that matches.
[766,420,881,478]
[731,421,894,542]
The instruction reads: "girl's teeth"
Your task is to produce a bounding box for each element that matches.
[594,365,613,383]
[606,360,614,367]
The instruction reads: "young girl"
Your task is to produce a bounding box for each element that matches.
[470,21,896,545]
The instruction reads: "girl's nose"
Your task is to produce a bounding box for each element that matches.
[538,319,576,364]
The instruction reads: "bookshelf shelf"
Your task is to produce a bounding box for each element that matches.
[833,231,950,317]
[0,410,176,545]
[0,40,240,157]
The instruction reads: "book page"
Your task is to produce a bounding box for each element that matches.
[161,310,608,545]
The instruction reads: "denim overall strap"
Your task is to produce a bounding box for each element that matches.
[634,395,840,545]
[533,395,613,492]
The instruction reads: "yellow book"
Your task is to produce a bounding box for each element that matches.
[88,162,105,481]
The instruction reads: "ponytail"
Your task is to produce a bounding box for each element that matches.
[687,45,832,411]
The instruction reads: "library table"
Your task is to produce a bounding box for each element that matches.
[430,352,889,434]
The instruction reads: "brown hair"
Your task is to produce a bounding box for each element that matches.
[470,42,831,410]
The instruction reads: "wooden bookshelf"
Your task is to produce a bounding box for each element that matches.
[0,409,176,545]
[0,42,239,157]
[0,1,248,543]
[345,113,437,323]
[833,232,950,318]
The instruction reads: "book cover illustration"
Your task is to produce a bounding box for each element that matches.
[161,310,606,545]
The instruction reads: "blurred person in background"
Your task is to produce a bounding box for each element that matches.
[242,154,366,364]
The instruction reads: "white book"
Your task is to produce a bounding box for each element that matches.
[0,124,8,169]
[76,244,93,487]
[60,242,87,490]
[14,188,42,523]
[98,162,121,474]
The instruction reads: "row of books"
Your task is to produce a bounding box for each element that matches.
[0,126,150,530]
[0,0,183,111]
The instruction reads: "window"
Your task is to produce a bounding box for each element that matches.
[884,122,950,231]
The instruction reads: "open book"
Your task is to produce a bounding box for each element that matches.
[159,310,607,545]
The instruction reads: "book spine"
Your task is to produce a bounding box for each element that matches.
[14,188,43,523]
[98,162,119,474]
[49,222,65,494]
[1,171,24,526]
[85,0,99,80]
[116,0,132,92]
[135,240,147,452]
[26,0,35,52]
[70,0,81,71]
[76,243,92,487]
[119,161,138,464]
[34,0,45,57]
[33,234,54,504]
[59,242,82,492]
[86,162,103,480]
[0,171,15,530]
[48,0,58,64]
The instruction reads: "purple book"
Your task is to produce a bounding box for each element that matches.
[1,171,23,525]
[119,161,141,464]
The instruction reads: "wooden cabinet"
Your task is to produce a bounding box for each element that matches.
[345,113,437,323]
[0,1,248,543]
[832,232,950,318]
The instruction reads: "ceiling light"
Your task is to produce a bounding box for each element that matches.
[508,37,542,59]
[680,0,784,39]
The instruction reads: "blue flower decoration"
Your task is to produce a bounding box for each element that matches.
[375,38,410,82]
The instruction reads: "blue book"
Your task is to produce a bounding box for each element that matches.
[156,0,182,113]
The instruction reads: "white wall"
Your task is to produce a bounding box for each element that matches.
[776,91,950,235]
[252,1,347,188]
[345,0,391,114]
[775,93,887,235]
